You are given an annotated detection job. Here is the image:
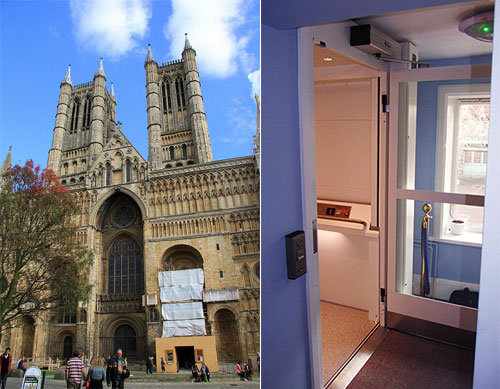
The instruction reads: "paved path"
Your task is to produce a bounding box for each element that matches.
[5,376,258,388]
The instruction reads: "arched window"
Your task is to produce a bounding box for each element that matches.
[108,237,143,295]
[166,82,172,109]
[80,309,87,323]
[180,78,186,107]
[82,99,88,128]
[161,81,168,111]
[74,101,80,132]
[106,164,112,186]
[182,144,187,159]
[70,104,76,133]
[170,146,175,160]
[126,161,132,183]
[85,98,91,128]
[175,78,182,107]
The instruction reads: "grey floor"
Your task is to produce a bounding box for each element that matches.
[5,376,259,388]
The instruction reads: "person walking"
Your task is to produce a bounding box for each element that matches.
[0,348,12,389]
[160,357,166,373]
[66,351,85,389]
[87,358,106,388]
[146,357,153,374]
[106,349,129,389]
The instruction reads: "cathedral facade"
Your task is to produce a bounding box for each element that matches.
[1,36,260,369]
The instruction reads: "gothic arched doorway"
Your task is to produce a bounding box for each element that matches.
[21,316,35,358]
[63,336,73,359]
[214,309,240,362]
[114,325,136,359]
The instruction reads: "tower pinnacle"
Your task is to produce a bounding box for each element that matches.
[95,58,106,78]
[110,82,117,103]
[146,44,154,62]
[62,64,72,86]
[184,33,192,50]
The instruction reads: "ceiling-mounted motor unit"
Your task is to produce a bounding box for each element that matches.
[350,24,402,59]
[459,11,494,42]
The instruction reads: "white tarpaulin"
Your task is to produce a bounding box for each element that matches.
[158,268,204,287]
[162,319,207,337]
[162,302,204,321]
[158,268,204,303]
[203,288,239,302]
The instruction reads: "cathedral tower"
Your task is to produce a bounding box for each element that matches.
[145,35,213,170]
[47,60,116,182]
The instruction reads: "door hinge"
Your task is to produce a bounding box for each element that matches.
[382,94,389,113]
[380,288,386,303]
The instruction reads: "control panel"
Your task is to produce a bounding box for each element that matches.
[285,230,307,280]
[317,203,352,220]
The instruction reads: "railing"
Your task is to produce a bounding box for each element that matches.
[23,357,63,370]
[218,362,237,374]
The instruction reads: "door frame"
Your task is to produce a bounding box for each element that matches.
[297,22,388,388]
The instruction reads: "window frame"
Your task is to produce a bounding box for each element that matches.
[434,83,490,246]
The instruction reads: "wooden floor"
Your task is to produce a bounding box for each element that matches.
[321,301,377,385]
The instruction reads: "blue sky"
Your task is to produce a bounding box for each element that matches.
[0,0,260,169]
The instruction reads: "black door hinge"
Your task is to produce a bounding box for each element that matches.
[381,288,386,303]
[382,94,389,113]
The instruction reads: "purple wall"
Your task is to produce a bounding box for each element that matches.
[261,24,311,388]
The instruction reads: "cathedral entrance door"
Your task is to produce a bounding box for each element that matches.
[114,325,136,360]
[63,336,73,359]
[175,346,195,371]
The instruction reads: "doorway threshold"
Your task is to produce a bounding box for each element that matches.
[325,325,387,389]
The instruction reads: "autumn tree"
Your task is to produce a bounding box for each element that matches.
[0,160,92,333]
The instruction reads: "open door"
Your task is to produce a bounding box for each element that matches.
[387,63,491,339]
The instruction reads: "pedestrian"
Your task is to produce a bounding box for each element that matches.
[65,351,85,389]
[106,349,129,389]
[191,363,200,382]
[16,356,27,374]
[87,357,106,389]
[235,361,247,381]
[160,357,166,373]
[146,356,154,374]
[244,363,253,381]
[0,347,12,389]
[201,363,210,382]
[257,351,260,372]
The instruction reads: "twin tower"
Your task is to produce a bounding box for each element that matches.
[47,35,213,178]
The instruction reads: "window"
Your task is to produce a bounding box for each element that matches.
[182,144,187,159]
[170,147,175,160]
[58,309,77,324]
[161,81,168,111]
[166,82,172,110]
[126,161,132,183]
[435,84,489,244]
[106,164,112,186]
[108,237,144,295]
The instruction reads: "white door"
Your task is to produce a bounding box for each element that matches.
[387,64,491,331]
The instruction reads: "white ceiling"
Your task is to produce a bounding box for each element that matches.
[354,0,494,59]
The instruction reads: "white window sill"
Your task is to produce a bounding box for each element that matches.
[430,232,482,248]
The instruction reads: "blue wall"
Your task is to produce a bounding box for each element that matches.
[261,24,311,388]
[409,57,491,286]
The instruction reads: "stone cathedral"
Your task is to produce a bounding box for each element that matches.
[1,36,260,369]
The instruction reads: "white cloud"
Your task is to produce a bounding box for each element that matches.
[69,0,152,58]
[248,70,260,98]
[218,98,256,146]
[163,0,254,78]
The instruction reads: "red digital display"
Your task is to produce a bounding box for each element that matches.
[326,207,336,216]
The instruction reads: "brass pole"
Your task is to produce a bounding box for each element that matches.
[421,204,432,296]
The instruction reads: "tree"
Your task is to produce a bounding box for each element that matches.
[0,160,92,333]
